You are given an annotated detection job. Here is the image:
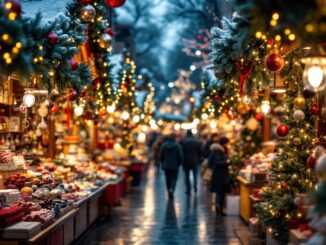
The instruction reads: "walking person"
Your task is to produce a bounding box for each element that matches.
[208,136,230,216]
[160,133,183,199]
[152,135,164,171]
[181,130,202,194]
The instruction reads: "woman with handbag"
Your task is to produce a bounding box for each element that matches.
[208,136,230,216]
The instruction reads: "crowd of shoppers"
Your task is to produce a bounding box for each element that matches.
[150,130,231,216]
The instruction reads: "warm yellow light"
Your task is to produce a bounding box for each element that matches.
[272,13,279,20]
[305,24,314,32]
[2,34,9,41]
[16,42,22,48]
[284,29,291,35]
[275,35,281,41]
[288,34,295,41]
[3,52,10,59]
[255,31,262,39]
[8,12,17,20]
[12,47,19,54]
[270,20,277,26]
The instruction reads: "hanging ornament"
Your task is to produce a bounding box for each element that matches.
[19,104,27,114]
[47,33,59,45]
[23,92,35,108]
[255,113,264,121]
[237,59,252,96]
[51,103,59,113]
[80,4,96,22]
[4,0,22,20]
[293,137,302,145]
[307,155,317,169]
[236,102,250,115]
[37,118,47,132]
[261,100,271,115]
[99,33,112,49]
[293,110,305,122]
[310,103,321,115]
[38,105,48,118]
[46,100,54,110]
[302,88,316,99]
[99,108,107,116]
[105,0,126,8]
[68,90,78,101]
[294,95,305,107]
[265,53,284,72]
[316,155,326,180]
[79,89,86,98]
[276,124,289,137]
[246,117,259,131]
[105,28,115,37]
[70,59,79,71]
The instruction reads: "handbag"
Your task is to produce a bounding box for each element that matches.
[203,167,213,182]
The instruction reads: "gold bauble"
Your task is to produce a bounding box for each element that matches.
[293,137,302,145]
[99,34,112,49]
[237,102,250,115]
[294,95,305,107]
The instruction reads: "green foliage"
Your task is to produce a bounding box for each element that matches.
[256,54,317,243]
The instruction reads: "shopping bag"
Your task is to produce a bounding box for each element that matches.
[226,195,240,215]
[203,168,213,182]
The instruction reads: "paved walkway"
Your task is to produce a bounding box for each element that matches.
[79,166,249,245]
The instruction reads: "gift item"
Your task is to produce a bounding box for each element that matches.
[2,221,41,239]
[0,205,24,228]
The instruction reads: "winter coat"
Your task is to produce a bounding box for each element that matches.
[181,137,202,169]
[203,140,219,158]
[208,143,230,194]
[160,141,184,170]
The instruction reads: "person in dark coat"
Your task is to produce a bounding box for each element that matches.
[208,136,230,216]
[203,133,220,159]
[181,130,202,194]
[160,133,184,199]
[152,135,164,171]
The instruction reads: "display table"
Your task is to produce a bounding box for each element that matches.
[237,176,267,223]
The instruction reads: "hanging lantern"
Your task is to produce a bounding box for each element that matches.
[80,5,96,22]
[23,92,35,108]
[74,106,84,116]
[261,100,271,115]
[301,47,326,92]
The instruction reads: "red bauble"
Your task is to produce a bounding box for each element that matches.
[105,28,115,37]
[255,113,264,121]
[276,123,289,137]
[265,53,284,72]
[310,104,320,115]
[68,90,78,101]
[307,156,317,169]
[4,0,21,18]
[70,59,79,71]
[105,0,126,8]
[48,33,59,45]
[79,89,86,98]
[51,104,59,113]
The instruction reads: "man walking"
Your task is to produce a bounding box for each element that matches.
[160,133,183,199]
[181,130,202,194]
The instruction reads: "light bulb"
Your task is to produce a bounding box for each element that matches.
[174,123,181,130]
[307,65,323,88]
[210,121,217,129]
[23,92,35,107]
[106,104,116,113]
[261,100,271,115]
[201,113,208,120]
[121,111,130,120]
[132,115,140,123]
[74,106,84,116]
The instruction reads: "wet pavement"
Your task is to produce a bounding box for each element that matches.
[79,166,249,245]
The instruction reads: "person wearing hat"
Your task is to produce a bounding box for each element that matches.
[207,136,230,216]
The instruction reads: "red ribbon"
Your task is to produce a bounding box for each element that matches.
[67,95,71,129]
[237,60,252,96]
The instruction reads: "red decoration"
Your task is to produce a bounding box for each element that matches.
[79,89,86,98]
[303,88,316,99]
[105,28,115,37]
[4,0,21,18]
[92,77,101,88]
[255,113,264,121]
[267,39,274,46]
[307,156,317,169]
[84,112,97,120]
[237,60,252,96]
[19,104,27,114]
[78,0,93,4]
[51,104,59,113]
[310,104,320,115]
[47,33,59,45]
[70,59,79,71]
[46,100,54,110]
[273,148,278,153]
[105,0,126,8]
[68,90,78,101]
[265,53,284,72]
[276,123,289,137]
